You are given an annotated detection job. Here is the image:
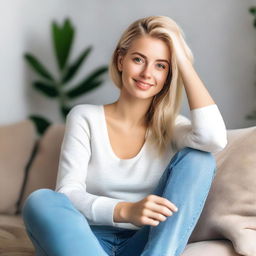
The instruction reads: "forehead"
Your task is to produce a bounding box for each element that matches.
[127,35,171,61]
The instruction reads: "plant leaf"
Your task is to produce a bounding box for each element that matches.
[62,46,93,84]
[245,110,256,120]
[60,105,72,119]
[65,66,108,98]
[52,18,74,71]
[24,53,54,81]
[29,115,51,136]
[84,66,108,83]
[66,79,103,99]
[33,81,59,98]
[249,7,256,15]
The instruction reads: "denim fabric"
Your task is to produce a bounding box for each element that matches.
[22,147,216,256]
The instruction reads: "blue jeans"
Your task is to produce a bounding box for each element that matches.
[22,147,216,256]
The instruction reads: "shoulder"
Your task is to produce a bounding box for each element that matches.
[65,104,101,132]
[65,104,101,135]
[67,104,101,119]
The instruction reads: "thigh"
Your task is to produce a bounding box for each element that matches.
[117,147,215,256]
[26,228,48,256]
[115,150,179,256]
[116,149,181,256]
[22,189,109,256]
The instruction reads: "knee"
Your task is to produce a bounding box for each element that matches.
[179,147,217,177]
[22,189,56,222]
[23,188,55,208]
[184,147,215,164]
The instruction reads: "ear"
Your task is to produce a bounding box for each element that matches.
[117,54,124,72]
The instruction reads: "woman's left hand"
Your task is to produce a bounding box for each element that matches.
[170,32,190,67]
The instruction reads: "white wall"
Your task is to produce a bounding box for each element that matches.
[0,0,255,129]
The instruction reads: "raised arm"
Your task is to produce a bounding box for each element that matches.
[172,31,215,110]
[171,33,227,152]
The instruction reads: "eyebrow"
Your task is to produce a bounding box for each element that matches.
[131,52,170,65]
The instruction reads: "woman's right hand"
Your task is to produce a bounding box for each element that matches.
[117,195,178,227]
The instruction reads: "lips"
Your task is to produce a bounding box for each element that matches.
[134,79,154,87]
[133,79,154,90]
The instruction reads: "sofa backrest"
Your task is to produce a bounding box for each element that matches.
[0,120,37,214]
[17,124,256,214]
[189,126,256,256]
[1,119,255,255]
[18,124,65,212]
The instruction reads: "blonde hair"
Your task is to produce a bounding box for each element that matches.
[109,16,194,156]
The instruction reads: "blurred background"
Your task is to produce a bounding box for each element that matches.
[1,0,256,131]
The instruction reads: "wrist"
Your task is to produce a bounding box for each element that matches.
[114,202,132,223]
[177,55,190,67]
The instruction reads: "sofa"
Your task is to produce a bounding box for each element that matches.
[0,119,255,256]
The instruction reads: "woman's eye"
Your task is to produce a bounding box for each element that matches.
[157,63,166,69]
[133,57,143,63]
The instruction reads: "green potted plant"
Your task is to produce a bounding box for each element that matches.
[24,18,108,135]
[246,7,256,121]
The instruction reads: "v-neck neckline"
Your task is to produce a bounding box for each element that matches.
[100,105,147,161]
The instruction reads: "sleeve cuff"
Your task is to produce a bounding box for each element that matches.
[91,196,125,226]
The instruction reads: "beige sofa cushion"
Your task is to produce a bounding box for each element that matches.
[11,123,255,255]
[19,124,65,210]
[0,214,237,256]
[0,215,34,255]
[182,240,240,256]
[189,126,256,256]
[0,120,36,214]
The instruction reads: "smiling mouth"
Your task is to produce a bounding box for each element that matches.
[133,79,154,87]
[133,79,155,90]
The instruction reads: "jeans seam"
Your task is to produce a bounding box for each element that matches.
[146,163,178,249]
[173,168,215,256]
[111,233,118,256]
[145,149,187,250]
[147,149,216,256]
[26,229,48,256]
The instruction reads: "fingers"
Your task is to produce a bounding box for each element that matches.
[148,195,178,213]
[145,209,168,222]
[145,201,173,217]
[141,216,160,227]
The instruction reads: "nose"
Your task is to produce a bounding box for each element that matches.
[140,63,152,79]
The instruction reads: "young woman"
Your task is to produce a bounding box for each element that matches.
[22,16,227,256]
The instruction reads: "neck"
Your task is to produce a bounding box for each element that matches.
[112,99,152,129]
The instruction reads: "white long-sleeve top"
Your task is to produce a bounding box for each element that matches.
[55,103,227,230]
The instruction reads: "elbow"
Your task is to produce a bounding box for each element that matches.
[211,139,228,153]
[196,130,228,153]
[55,183,85,194]
[207,133,228,153]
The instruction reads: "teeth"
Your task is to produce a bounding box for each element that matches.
[140,81,149,86]
[136,80,150,88]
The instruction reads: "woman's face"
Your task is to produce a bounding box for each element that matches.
[117,35,171,100]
